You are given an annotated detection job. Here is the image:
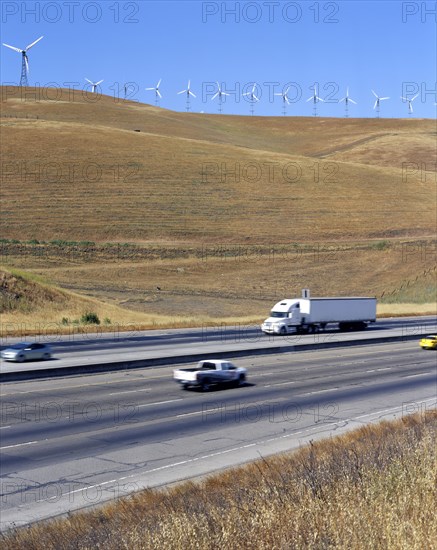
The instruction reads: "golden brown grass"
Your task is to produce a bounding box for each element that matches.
[1,236,435,336]
[1,86,435,331]
[1,86,435,244]
[2,411,436,549]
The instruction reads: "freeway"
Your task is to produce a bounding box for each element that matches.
[1,316,436,377]
[1,340,436,530]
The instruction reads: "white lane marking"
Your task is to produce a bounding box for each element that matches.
[137,399,183,409]
[1,440,37,450]
[297,387,340,396]
[0,426,12,430]
[366,367,392,373]
[176,407,222,418]
[264,381,296,388]
[109,388,151,396]
[403,372,431,378]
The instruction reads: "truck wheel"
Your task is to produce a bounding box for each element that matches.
[200,378,211,392]
[238,374,246,387]
[279,326,286,335]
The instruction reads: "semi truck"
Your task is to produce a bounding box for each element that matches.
[261,291,376,335]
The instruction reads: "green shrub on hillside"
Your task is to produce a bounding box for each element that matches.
[80,312,100,325]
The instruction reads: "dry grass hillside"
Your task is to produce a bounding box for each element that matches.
[1,86,435,243]
[0,86,435,328]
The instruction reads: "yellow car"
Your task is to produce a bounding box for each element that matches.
[420,335,437,350]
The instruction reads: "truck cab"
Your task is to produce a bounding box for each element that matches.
[261,299,301,335]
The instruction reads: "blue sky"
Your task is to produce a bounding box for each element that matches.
[1,1,436,118]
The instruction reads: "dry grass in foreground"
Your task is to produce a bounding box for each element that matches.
[2,411,436,550]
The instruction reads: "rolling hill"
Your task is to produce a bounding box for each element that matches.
[1,85,435,328]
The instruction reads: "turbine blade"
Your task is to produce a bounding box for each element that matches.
[3,43,22,53]
[400,96,407,101]
[177,89,186,94]
[145,87,155,91]
[373,100,378,109]
[411,94,419,101]
[85,78,93,84]
[349,98,357,104]
[306,96,313,102]
[157,79,161,88]
[253,94,259,101]
[339,97,345,102]
[371,90,378,98]
[211,92,219,100]
[157,90,162,98]
[96,80,103,85]
[222,92,230,96]
[380,97,389,100]
[189,91,196,98]
[26,35,43,51]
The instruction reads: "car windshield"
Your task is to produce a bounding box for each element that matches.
[270,311,286,318]
[425,335,437,339]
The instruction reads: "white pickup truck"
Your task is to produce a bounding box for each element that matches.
[173,359,247,391]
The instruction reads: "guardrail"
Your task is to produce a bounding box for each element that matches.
[0,331,428,382]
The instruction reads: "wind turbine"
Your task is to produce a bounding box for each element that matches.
[178,80,196,112]
[2,35,43,86]
[371,90,389,118]
[243,83,260,116]
[339,87,357,117]
[211,82,229,113]
[146,79,162,105]
[274,86,291,116]
[306,85,324,116]
[400,94,418,116]
[85,78,104,93]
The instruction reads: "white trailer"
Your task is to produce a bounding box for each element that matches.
[261,294,376,335]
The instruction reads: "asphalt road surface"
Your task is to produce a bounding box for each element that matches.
[1,316,435,375]
[1,339,436,530]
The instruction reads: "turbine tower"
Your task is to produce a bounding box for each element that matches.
[2,35,43,86]
[146,79,162,105]
[306,85,324,116]
[178,80,196,112]
[372,90,389,118]
[274,86,291,116]
[339,87,357,117]
[211,82,229,113]
[243,84,259,116]
[85,78,104,93]
[400,94,418,116]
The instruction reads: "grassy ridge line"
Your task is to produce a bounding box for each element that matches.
[2,411,436,549]
[1,87,435,243]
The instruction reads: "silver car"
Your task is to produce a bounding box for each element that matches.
[1,342,52,362]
